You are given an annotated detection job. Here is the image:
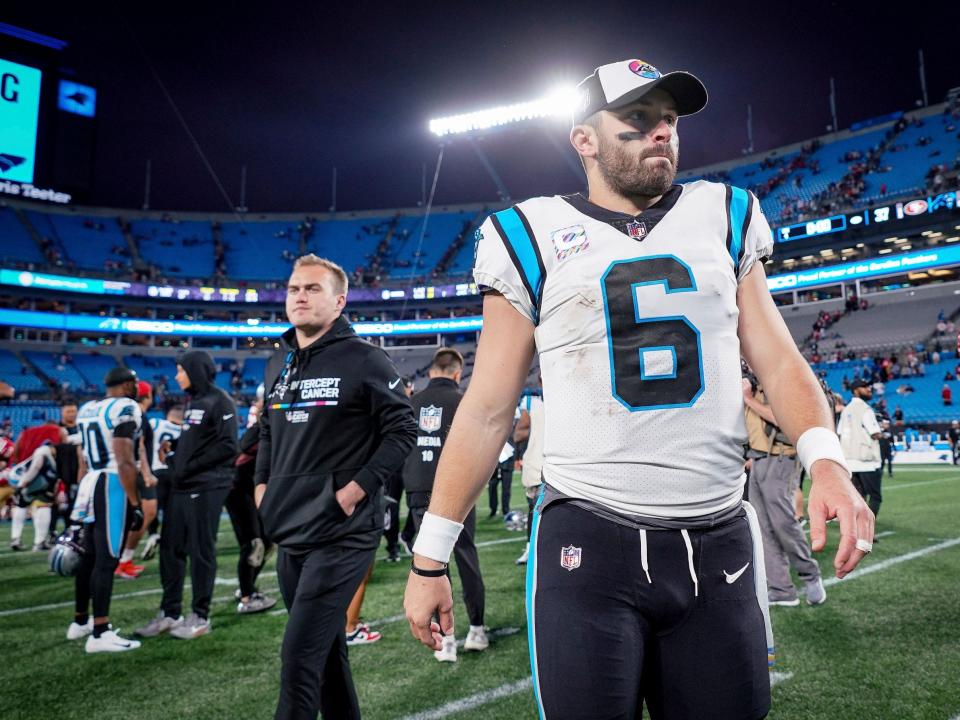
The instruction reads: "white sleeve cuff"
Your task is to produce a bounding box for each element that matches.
[796,426,850,478]
[412,511,464,564]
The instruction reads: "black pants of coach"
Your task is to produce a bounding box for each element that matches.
[852,469,882,520]
[488,459,512,516]
[527,498,770,720]
[160,486,231,620]
[275,543,374,720]
[225,480,267,597]
[411,505,485,627]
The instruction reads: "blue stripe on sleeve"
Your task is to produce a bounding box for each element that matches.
[728,186,750,274]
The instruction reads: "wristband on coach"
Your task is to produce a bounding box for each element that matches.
[410,561,448,577]
[796,427,850,478]
[412,511,464,564]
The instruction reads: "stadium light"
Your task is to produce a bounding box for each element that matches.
[429,86,580,137]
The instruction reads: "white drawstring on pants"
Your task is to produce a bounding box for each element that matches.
[680,529,699,597]
[639,529,652,584]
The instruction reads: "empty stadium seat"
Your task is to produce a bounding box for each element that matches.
[0,350,47,394]
[0,207,44,266]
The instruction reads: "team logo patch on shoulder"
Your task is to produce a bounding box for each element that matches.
[628,60,661,80]
[560,545,581,571]
[550,224,589,261]
[419,405,443,433]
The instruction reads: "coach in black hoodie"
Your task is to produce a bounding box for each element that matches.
[138,350,238,641]
[255,255,416,720]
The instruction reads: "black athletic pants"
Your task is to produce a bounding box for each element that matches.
[527,497,770,720]
[225,479,266,597]
[852,469,882,520]
[75,473,129,619]
[383,470,404,554]
[488,459,512,516]
[148,468,172,535]
[160,486,231,620]
[880,447,894,477]
[274,543,375,720]
[411,505,485,626]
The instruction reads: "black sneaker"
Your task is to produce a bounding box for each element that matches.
[10,541,23,552]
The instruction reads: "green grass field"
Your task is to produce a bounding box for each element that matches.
[1,468,958,719]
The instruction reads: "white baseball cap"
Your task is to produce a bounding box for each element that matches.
[574,59,708,124]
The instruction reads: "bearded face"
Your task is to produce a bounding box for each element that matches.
[595,130,679,199]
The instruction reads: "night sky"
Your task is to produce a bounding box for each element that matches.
[4,2,959,213]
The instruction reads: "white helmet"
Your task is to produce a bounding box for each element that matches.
[503,510,527,532]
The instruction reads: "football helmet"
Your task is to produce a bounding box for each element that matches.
[48,525,87,577]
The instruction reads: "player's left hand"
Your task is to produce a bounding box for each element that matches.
[336,480,366,517]
[127,503,145,532]
[807,459,875,579]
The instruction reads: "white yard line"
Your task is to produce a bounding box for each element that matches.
[0,576,277,618]
[823,537,960,588]
[402,669,795,719]
[400,677,533,720]
[885,478,956,490]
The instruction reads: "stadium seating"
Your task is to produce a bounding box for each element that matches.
[23,352,90,394]
[0,401,60,442]
[0,350,47,394]
[134,219,215,279]
[871,115,960,200]
[0,206,44,266]
[70,354,119,393]
[220,220,301,281]
[122,354,179,385]
[25,211,129,271]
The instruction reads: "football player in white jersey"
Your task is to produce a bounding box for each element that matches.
[406,58,874,719]
[69,367,145,653]
[140,404,183,560]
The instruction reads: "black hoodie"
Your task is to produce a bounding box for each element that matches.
[255,316,417,551]
[170,350,239,493]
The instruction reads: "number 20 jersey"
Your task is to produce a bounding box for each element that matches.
[76,397,142,474]
[473,181,774,518]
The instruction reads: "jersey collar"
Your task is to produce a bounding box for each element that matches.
[561,185,683,240]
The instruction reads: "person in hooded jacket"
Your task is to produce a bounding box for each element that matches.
[135,350,239,641]
[255,254,416,720]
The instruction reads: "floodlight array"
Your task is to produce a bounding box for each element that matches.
[429,87,580,137]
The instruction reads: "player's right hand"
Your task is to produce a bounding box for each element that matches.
[404,555,455,651]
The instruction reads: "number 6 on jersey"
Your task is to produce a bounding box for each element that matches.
[601,255,704,411]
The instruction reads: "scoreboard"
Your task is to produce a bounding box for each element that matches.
[775,190,958,243]
[0,29,98,205]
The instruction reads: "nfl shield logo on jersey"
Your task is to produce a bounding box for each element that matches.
[419,405,443,433]
[626,220,647,240]
[560,545,581,572]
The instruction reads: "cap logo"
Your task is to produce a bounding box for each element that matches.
[628,60,660,80]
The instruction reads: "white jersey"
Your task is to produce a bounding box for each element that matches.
[149,417,182,471]
[519,393,545,489]
[474,181,774,518]
[76,397,142,475]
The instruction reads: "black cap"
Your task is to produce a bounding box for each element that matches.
[104,366,138,388]
[574,59,708,125]
[850,379,870,391]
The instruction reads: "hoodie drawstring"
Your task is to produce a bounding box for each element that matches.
[681,529,698,598]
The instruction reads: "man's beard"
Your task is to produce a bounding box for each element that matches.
[596,135,678,199]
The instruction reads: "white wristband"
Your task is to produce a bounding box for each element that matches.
[412,511,464,564]
[796,427,850,478]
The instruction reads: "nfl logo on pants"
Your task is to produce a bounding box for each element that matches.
[560,545,581,571]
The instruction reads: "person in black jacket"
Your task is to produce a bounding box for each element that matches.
[227,390,276,614]
[135,350,238,641]
[404,347,488,662]
[254,255,416,720]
